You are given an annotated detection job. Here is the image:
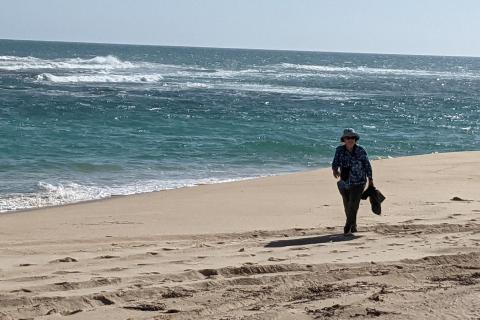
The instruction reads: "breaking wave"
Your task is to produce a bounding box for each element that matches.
[205,82,363,97]
[278,63,480,79]
[0,55,136,70]
[0,177,257,212]
[36,72,164,83]
[3,54,480,81]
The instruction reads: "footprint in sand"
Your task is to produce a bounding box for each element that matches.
[169,260,191,264]
[132,243,154,248]
[53,270,81,275]
[11,275,52,282]
[268,257,288,262]
[330,250,348,254]
[198,268,219,277]
[10,288,32,293]
[95,255,120,259]
[403,218,425,224]
[102,267,128,272]
[60,309,83,316]
[123,302,166,312]
[290,247,309,251]
[49,257,78,263]
[345,242,366,246]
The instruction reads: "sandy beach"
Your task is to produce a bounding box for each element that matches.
[1,151,479,320]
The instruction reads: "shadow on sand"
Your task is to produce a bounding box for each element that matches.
[265,233,361,248]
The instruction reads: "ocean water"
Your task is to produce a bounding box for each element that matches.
[1,39,479,212]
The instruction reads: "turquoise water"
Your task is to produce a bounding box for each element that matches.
[1,39,479,211]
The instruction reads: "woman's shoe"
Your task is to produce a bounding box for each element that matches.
[344,225,353,235]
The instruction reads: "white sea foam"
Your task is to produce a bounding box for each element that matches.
[36,73,163,83]
[0,55,136,70]
[278,63,480,79]
[0,177,259,212]
[138,81,362,100]
[187,67,341,80]
[181,82,212,89]
[208,68,262,78]
[4,54,480,81]
[0,182,109,212]
[33,68,365,97]
[218,82,336,95]
[195,81,364,98]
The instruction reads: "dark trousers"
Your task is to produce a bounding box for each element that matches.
[337,182,365,232]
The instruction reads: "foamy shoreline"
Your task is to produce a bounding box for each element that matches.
[1,174,280,214]
[0,151,461,214]
[0,151,479,319]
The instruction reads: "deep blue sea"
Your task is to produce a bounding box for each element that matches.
[0,39,479,212]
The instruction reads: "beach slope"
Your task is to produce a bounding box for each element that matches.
[0,151,479,319]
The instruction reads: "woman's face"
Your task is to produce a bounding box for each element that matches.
[344,136,356,148]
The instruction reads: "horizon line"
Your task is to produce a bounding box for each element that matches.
[1,37,480,59]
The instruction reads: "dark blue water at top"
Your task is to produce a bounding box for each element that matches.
[0,39,479,211]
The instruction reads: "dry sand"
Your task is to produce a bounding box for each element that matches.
[0,151,479,320]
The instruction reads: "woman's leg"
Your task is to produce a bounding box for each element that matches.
[347,184,365,232]
[337,182,351,234]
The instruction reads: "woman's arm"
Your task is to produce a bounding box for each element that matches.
[363,152,373,186]
[332,148,341,178]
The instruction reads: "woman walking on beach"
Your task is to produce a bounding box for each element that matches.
[332,128,373,235]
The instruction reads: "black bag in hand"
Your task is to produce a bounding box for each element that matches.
[361,185,386,215]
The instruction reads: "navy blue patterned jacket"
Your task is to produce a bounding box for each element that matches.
[331,145,372,187]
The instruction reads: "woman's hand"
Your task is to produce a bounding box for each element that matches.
[333,169,340,179]
[368,178,374,187]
